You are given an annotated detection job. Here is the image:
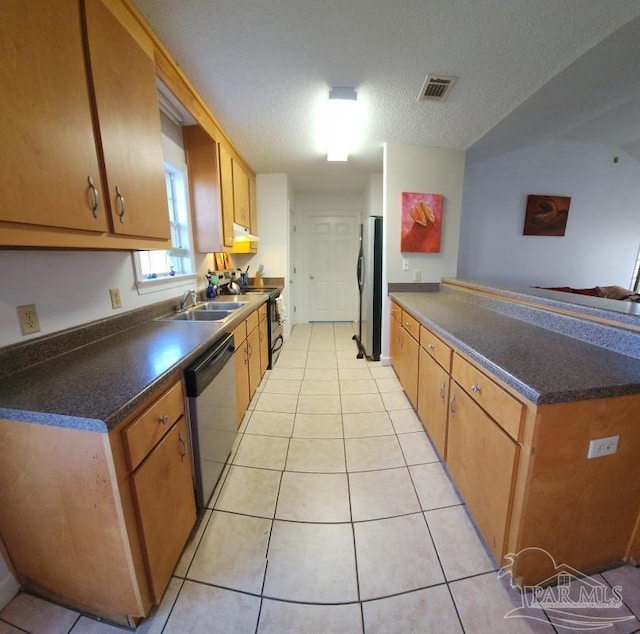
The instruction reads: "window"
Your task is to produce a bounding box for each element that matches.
[133,134,195,292]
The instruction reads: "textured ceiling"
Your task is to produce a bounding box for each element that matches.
[133,0,640,192]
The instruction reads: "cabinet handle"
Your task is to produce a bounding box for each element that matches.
[427,344,435,350]
[88,176,99,218]
[178,432,187,462]
[248,342,252,357]
[449,392,456,415]
[471,384,481,394]
[115,186,125,223]
[439,382,446,403]
[158,415,169,425]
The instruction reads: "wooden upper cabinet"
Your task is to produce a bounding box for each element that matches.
[83,0,169,240]
[183,125,224,253]
[0,1,108,233]
[232,160,250,228]
[218,143,235,247]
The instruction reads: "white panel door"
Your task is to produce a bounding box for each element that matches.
[306,215,359,321]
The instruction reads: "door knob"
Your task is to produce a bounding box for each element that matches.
[310,275,315,279]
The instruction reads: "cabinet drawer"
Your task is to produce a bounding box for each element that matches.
[452,353,523,440]
[390,301,401,322]
[401,310,420,342]
[258,303,267,322]
[232,320,247,346]
[122,381,184,471]
[246,309,259,333]
[420,325,452,372]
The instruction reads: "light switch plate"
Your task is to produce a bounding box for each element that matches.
[402,259,409,271]
[412,269,422,282]
[587,435,619,459]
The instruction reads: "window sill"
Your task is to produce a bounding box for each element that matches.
[135,273,197,295]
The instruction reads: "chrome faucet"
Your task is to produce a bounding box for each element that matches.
[180,289,198,311]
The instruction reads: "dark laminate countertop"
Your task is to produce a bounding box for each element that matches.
[0,295,270,432]
[390,289,640,405]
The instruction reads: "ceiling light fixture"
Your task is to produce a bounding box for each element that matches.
[233,222,259,242]
[327,87,358,162]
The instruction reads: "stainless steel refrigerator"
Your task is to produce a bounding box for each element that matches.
[354,216,383,360]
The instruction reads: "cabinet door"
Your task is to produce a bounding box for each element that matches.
[235,338,250,426]
[390,313,401,374]
[0,1,107,233]
[130,417,196,602]
[183,125,223,253]
[401,329,419,409]
[232,160,250,228]
[84,0,169,240]
[418,348,449,459]
[259,314,269,376]
[218,143,235,247]
[247,326,262,397]
[447,385,518,560]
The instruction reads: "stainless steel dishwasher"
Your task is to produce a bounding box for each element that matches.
[184,333,237,511]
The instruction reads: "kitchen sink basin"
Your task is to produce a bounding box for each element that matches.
[164,310,233,322]
[194,301,246,311]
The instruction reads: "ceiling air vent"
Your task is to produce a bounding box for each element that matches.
[417,74,457,102]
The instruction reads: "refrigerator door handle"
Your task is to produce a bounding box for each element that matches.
[356,253,364,289]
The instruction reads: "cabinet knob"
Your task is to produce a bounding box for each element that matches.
[87,176,99,218]
[427,344,435,350]
[115,186,126,223]
[158,415,169,425]
[471,384,481,394]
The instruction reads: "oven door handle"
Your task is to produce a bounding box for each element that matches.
[271,334,284,353]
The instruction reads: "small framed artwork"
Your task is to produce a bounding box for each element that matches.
[523,195,571,236]
[401,192,443,252]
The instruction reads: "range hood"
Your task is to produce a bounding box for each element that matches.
[233,222,259,242]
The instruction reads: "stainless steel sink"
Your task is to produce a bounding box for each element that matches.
[194,301,246,311]
[164,310,233,322]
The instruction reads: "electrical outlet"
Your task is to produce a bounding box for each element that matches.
[109,288,122,310]
[402,259,409,271]
[17,304,41,335]
[412,269,422,282]
[587,435,619,459]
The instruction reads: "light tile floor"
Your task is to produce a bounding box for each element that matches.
[2,322,640,633]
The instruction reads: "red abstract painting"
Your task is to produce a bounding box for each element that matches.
[401,192,443,252]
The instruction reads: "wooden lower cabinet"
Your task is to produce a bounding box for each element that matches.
[0,378,195,625]
[234,320,250,426]
[417,347,450,459]
[247,326,261,396]
[391,304,640,586]
[130,417,195,602]
[447,384,518,561]
[259,305,269,376]
[234,304,269,426]
[389,302,419,407]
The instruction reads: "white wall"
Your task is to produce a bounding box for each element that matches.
[234,173,292,335]
[458,140,640,287]
[0,249,213,348]
[381,142,466,362]
[363,174,383,221]
[291,191,363,324]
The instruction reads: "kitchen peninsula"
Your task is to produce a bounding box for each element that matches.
[389,278,640,587]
